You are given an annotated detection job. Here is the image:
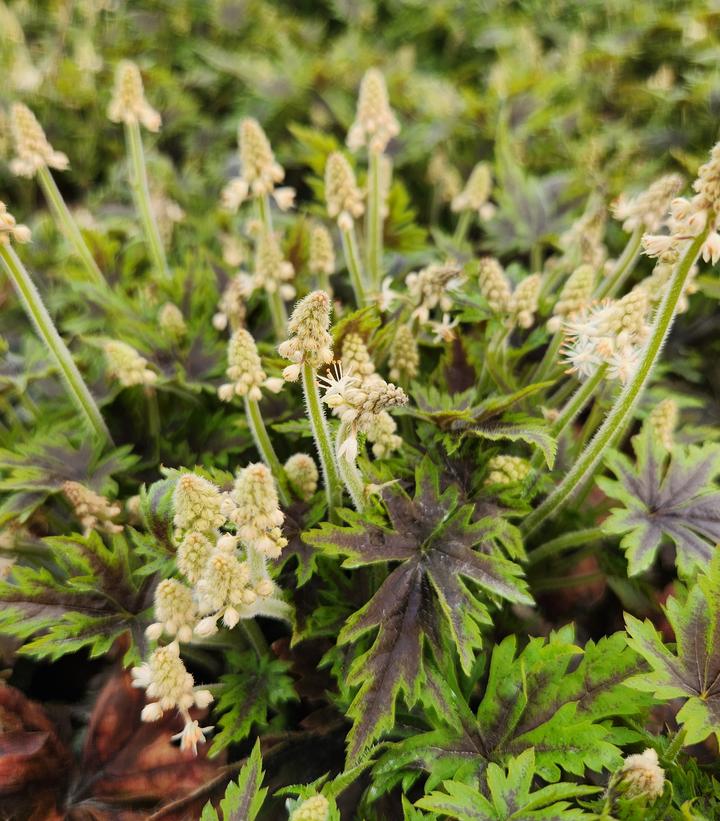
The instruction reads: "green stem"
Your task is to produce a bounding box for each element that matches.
[522,223,710,538]
[528,526,605,565]
[530,242,543,274]
[146,386,160,463]
[531,332,563,383]
[245,396,290,506]
[0,243,112,445]
[124,121,170,280]
[452,210,472,245]
[239,618,268,658]
[340,223,367,306]
[533,570,605,593]
[257,192,275,235]
[301,362,343,518]
[595,227,643,301]
[257,195,287,337]
[366,150,383,290]
[528,365,608,473]
[336,420,366,511]
[37,166,104,286]
[268,288,287,339]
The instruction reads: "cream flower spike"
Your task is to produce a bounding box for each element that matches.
[172,472,226,538]
[62,481,122,536]
[284,454,319,501]
[405,262,464,324]
[130,642,213,754]
[0,201,31,245]
[229,463,287,558]
[325,152,365,231]
[451,162,492,214]
[347,68,400,154]
[254,231,295,300]
[9,103,69,178]
[107,60,161,132]
[612,173,684,233]
[102,340,157,388]
[218,328,284,402]
[278,290,334,381]
[309,224,336,276]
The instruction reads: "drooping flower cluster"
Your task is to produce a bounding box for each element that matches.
[309,224,336,277]
[62,481,123,536]
[172,472,227,539]
[213,273,251,332]
[221,118,293,211]
[341,333,403,458]
[9,102,69,178]
[320,362,408,462]
[388,325,420,383]
[107,60,161,132]
[253,231,296,300]
[131,641,213,753]
[278,291,334,381]
[479,258,541,328]
[325,152,365,231]
[102,340,157,388]
[284,453,319,501]
[218,328,283,402]
[0,201,31,245]
[346,68,400,154]
[561,288,650,383]
[612,173,684,233]
[405,262,464,324]
[647,397,678,450]
[227,463,287,559]
[509,273,541,329]
[451,161,494,218]
[478,256,512,314]
[135,467,291,752]
[642,141,720,269]
[428,150,462,205]
[547,264,596,332]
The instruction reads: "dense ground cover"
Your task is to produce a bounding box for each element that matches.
[2,1,720,819]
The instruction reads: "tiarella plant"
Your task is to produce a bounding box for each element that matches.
[3,51,720,820]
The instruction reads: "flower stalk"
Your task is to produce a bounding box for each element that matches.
[244,396,290,506]
[366,150,383,290]
[36,166,104,286]
[0,242,112,445]
[340,223,368,306]
[336,420,366,511]
[522,220,710,537]
[125,120,170,280]
[257,194,288,337]
[302,362,343,517]
[595,226,643,300]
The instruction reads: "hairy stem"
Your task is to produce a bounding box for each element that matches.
[37,166,104,286]
[452,210,472,245]
[0,243,112,445]
[257,194,287,337]
[125,121,170,279]
[366,150,383,290]
[245,396,290,506]
[335,420,366,511]
[301,362,343,518]
[595,227,643,301]
[522,223,710,537]
[238,618,268,657]
[340,223,367,306]
[528,526,606,565]
[528,365,608,473]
